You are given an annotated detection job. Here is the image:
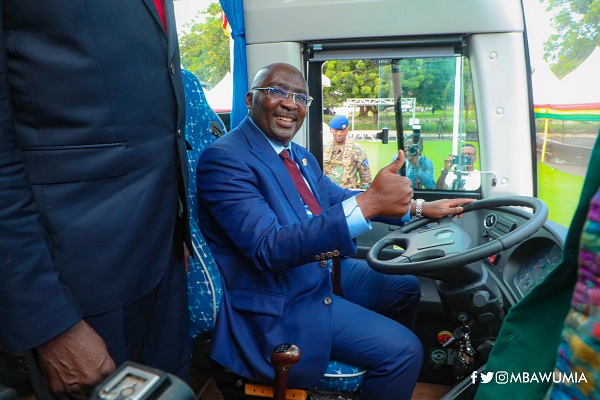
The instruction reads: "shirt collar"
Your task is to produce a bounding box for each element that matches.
[249,118,292,158]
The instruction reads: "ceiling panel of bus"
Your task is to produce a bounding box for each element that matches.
[244,0,525,45]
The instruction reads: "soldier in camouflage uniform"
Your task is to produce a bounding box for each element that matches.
[323,115,372,189]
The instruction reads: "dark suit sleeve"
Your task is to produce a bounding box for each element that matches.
[0,9,81,351]
[197,144,357,274]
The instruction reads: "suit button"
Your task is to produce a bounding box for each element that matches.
[314,255,321,261]
[323,297,332,305]
[177,129,182,139]
[333,250,340,256]
[320,260,327,267]
[170,62,175,75]
[326,251,333,258]
[320,253,327,260]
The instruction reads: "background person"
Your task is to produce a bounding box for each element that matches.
[323,115,372,189]
[0,2,191,398]
[405,132,423,150]
[435,143,481,190]
[196,62,474,400]
[392,144,435,189]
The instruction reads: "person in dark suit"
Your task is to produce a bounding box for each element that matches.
[0,1,191,398]
[196,63,474,400]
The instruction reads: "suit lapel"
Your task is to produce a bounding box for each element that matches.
[141,0,180,107]
[163,0,178,60]
[143,0,179,67]
[241,120,311,220]
[291,145,322,204]
[141,0,165,31]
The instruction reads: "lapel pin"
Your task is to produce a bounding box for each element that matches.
[302,158,307,166]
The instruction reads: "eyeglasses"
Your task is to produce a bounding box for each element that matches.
[251,87,313,106]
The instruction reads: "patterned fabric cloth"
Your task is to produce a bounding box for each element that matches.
[546,187,600,400]
[323,140,372,189]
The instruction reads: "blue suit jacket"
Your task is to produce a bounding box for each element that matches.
[196,117,360,387]
[0,1,188,351]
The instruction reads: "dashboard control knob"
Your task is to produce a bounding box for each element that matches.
[484,213,497,228]
[478,312,496,324]
[472,290,491,307]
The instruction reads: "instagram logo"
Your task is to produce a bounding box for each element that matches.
[496,371,509,384]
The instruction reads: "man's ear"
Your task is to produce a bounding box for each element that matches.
[246,92,253,109]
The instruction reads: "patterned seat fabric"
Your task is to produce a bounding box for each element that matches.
[314,360,367,392]
[182,69,366,392]
[545,187,600,400]
[182,69,225,339]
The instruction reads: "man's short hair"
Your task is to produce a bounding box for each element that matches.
[460,143,477,153]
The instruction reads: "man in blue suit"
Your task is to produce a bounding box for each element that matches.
[0,1,190,398]
[196,63,473,399]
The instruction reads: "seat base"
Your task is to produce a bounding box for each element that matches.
[192,333,363,400]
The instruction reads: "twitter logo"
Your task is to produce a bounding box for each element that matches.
[471,371,495,384]
[480,372,494,383]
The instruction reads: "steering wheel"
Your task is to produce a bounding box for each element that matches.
[366,196,548,281]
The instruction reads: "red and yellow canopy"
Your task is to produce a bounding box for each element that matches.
[534,103,600,121]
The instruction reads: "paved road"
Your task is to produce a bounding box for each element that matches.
[537,135,597,177]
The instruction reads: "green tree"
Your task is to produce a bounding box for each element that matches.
[542,0,600,78]
[323,60,391,124]
[179,3,230,88]
[323,58,457,126]
[399,58,456,110]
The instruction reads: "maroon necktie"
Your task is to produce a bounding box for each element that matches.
[279,150,322,215]
[153,0,166,29]
[279,149,343,296]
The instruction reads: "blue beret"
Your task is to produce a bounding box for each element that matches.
[330,115,349,130]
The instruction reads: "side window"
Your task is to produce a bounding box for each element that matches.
[524,1,600,229]
[175,1,232,129]
[321,56,479,192]
[535,110,599,227]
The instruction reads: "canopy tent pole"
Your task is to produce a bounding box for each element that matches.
[541,118,549,163]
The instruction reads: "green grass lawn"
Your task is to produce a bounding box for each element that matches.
[355,139,582,228]
[537,163,585,228]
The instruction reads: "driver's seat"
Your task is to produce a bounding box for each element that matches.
[181,69,366,398]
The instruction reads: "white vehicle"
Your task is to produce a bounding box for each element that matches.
[186,1,599,399]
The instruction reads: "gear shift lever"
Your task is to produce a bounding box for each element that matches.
[271,343,301,400]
